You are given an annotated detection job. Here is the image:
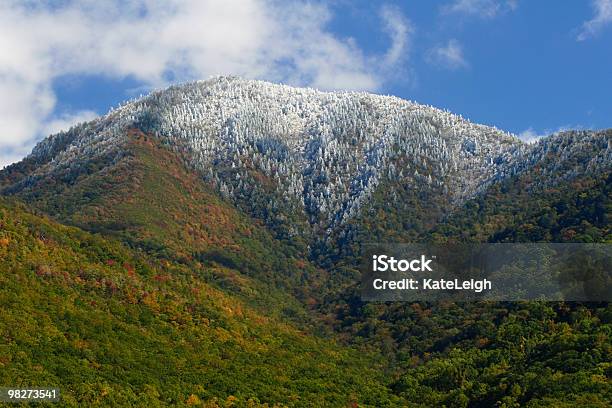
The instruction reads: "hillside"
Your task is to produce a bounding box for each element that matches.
[318,158,611,407]
[0,197,403,407]
[0,78,610,407]
[323,130,611,263]
[4,78,609,254]
[1,128,332,315]
[1,77,526,243]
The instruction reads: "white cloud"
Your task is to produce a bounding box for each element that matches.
[517,127,547,144]
[442,0,517,19]
[380,4,413,68]
[426,39,468,70]
[517,125,585,144]
[0,0,413,168]
[41,110,99,137]
[577,0,612,41]
[0,145,35,172]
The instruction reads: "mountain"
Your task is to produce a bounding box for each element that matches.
[1,77,610,406]
[0,197,401,407]
[0,77,523,239]
[1,128,330,312]
[3,77,609,248]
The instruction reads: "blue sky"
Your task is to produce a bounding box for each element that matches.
[1,0,611,166]
[377,1,612,139]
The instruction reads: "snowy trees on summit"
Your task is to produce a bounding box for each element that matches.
[27,76,611,236]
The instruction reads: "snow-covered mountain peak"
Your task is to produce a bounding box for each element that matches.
[26,77,532,232]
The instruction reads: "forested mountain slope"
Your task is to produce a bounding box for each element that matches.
[0,198,402,407]
[3,78,609,253]
[318,158,611,407]
[1,76,526,244]
[324,130,611,265]
[0,78,610,407]
[1,129,330,315]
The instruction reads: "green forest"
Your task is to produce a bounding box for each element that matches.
[0,132,610,406]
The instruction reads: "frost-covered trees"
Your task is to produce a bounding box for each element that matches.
[25,76,611,237]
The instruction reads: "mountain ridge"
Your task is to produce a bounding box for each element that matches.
[1,77,610,407]
[2,78,520,227]
[5,77,609,247]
